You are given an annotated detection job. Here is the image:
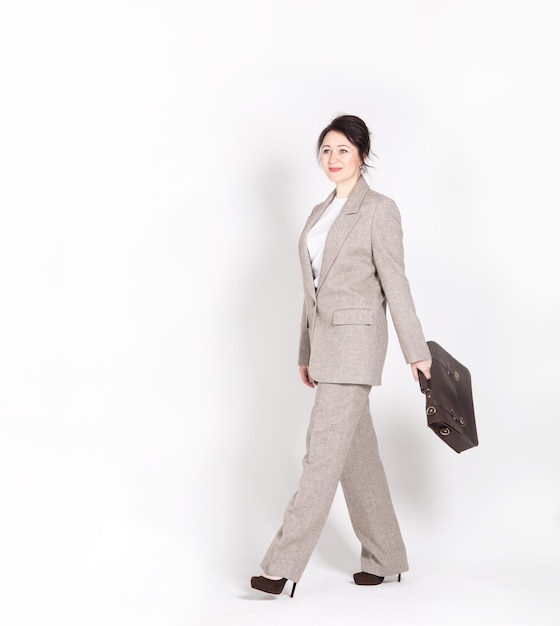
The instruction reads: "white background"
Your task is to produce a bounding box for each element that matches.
[1,1,559,625]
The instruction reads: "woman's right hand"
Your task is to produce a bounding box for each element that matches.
[298,365,315,388]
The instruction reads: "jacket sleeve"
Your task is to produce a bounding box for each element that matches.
[298,302,311,366]
[371,198,431,364]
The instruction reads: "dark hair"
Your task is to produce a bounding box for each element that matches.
[317,115,372,165]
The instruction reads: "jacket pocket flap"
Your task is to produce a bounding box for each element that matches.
[332,309,372,325]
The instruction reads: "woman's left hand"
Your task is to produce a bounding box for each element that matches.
[410,359,432,382]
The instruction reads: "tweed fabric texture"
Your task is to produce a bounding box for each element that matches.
[260,383,408,583]
[298,176,430,385]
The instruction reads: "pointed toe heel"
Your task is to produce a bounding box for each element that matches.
[251,576,297,597]
[353,571,385,585]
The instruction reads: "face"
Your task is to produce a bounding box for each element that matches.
[319,130,363,188]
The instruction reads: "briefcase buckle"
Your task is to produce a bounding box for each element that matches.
[450,409,466,427]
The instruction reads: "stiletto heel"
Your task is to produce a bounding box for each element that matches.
[354,572,402,585]
[250,575,297,597]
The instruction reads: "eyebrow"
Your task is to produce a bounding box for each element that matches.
[322,144,350,148]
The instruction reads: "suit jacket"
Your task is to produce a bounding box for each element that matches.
[298,176,430,385]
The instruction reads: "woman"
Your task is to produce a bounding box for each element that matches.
[251,115,432,597]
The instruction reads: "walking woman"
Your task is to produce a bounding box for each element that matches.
[251,115,432,597]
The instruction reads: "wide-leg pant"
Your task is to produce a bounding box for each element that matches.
[260,382,409,583]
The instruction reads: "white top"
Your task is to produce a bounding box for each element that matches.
[306,196,347,287]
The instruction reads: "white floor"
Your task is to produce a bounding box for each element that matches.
[193,560,559,626]
[1,529,558,626]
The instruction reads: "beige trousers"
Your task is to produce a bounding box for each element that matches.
[261,382,409,583]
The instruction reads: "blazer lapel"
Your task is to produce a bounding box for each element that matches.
[316,176,369,293]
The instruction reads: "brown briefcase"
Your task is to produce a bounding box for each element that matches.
[418,341,478,453]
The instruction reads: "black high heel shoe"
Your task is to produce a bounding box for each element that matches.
[353,572,402,585]
[251,575,297,597]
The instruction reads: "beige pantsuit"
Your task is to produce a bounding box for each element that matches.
[261,177,430,583]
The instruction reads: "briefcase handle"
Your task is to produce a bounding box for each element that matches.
[418,370,431,395]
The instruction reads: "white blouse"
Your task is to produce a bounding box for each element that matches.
[306,196,347,288]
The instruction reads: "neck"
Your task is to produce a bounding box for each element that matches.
[335,174,361,198]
